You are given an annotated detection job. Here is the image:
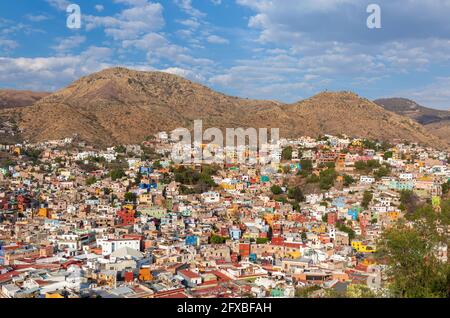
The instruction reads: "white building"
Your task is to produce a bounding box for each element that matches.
[360,176,375,184]
[98,239,141,256]
[201,191,220,204]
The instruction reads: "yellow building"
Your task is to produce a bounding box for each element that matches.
[37,208,48,218]
[351,241,377,253]
[311,224,327,234]
[45,292,64,299]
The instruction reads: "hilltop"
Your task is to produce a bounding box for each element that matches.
[0,89,50,109]
[374,97,450,144]
[5,67,446,148]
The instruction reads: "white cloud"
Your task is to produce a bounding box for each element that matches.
[25,14,51,22]
[52,35,86,53]
[85,1,165,41]
[46,0,70,11]
[207,35,229,45]
[173,0,206,18]
[95,5,105,12]
[0,39,19,53]
[0,47,113,91]
[162,67,206,82]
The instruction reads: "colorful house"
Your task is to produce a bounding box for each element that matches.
[351,241,376,253]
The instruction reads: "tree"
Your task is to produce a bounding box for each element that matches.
[256,238,269,244]
[362,191,373,209]
[124,192,137,203]
[442,180,450,196]
[383,151,393,160]
[114,145,126,153]
[319,168,337,190]
[301,232,307,241]
[271,185,283,195]
[399,190,420,214]
[292,202,301,212]
[23,148,42,163]
[377,220,449,298]
[354,161,367,171]
[343,174,356,186]
[110,168,125,181]
[85,176,97,186]
[288,186,305,203]
[337,222,356,240]
[295,285,321,298]
[345,284,378,298]
[299,159,313,177]
[152,161,163,170]
[374,166,391,180]
[282,146,293,161]
[210,235,227,244]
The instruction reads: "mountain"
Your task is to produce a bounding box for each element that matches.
[0,89,50,109]
[14,67,447,148]
[374,98,450,144]
[374,98,450,125]
[281,92,445,147]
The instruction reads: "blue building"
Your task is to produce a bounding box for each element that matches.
[185,235,199,246]
[229,228,241,240]
[348,207,360,221]
[140,167,154,175]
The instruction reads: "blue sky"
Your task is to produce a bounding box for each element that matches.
[0,0,450,109]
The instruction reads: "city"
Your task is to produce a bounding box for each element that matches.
[0,132,448,298]
[0,0,449,307]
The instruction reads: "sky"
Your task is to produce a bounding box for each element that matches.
[0,0,450,109]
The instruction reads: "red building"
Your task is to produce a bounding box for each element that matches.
[117,208,136,226]
[327,212,337,225]
[239,243,251,258]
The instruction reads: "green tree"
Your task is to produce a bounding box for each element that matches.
[282,146,293,160]
[301,232,307,241]
[399,190,420,214]
[299,159,313,177]
[271,185,283,195]
[256,238,269,244]
[337,222,356,240]
[343,174,356,186]
[152,161,163,170]
[442,180,450,196]
[110,168,125,181]
[354,161,367,171]
[383,151,394,160]
[319,168,337,190]
[374,166,391,180]
[288,186,305,203]
[124,192,137,203]
[114,145,126,153]
[295,285,321,298]
[362,191,373,209]
[210,235,227,244]
[85,176,97,186]
[346,284,378,298]
[377,220,449,298]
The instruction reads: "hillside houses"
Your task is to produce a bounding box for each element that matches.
[0,134,448,298]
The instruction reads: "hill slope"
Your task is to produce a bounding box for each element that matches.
[0,89,50,109]
[16,67,447,148]
[374,98,450,144]
[374,98,450,125]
